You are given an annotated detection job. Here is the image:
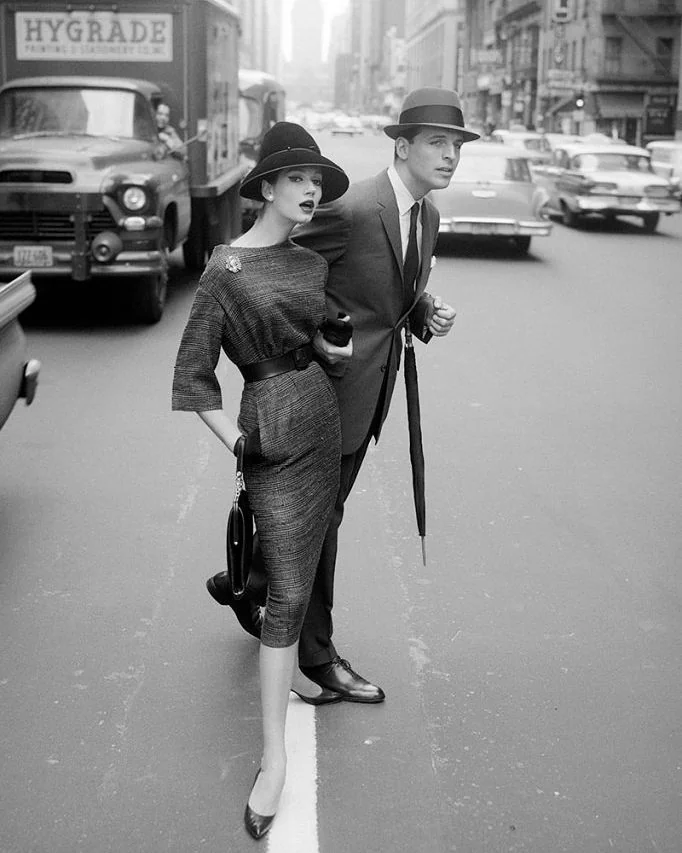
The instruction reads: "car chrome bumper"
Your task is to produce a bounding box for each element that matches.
[576,197,681,214]
[0,248,166,280]
[439,218,553,236]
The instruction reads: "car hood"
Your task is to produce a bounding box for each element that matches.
[0,135,156,191]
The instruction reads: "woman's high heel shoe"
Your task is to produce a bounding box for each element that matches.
[291,687,343,706]
[244,770,276,840]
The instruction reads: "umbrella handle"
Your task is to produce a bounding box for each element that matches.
[404,318,414,349]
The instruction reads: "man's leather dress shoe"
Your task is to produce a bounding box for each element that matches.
[206,573,262,640]
[300,657,385,703]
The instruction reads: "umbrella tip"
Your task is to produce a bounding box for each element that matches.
[421,537,427,566]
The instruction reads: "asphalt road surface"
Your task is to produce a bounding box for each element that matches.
[2,132,681,853]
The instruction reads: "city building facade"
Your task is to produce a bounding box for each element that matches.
[405,0,466,93]
[460,0,681,144]
[234,0,282,77]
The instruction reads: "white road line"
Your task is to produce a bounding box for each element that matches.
[267,698,319,852]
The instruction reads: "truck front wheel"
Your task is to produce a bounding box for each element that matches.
[134,272,167,324]
[133,226,169,323]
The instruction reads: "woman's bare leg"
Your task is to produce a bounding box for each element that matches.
[247,641,298,816]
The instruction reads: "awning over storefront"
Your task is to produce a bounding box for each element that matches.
[596,93,644,118]
[546,94,576,115]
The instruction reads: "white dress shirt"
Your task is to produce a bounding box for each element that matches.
[387,165,422,263]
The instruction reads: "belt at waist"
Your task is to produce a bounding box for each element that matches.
[239,343,315,382]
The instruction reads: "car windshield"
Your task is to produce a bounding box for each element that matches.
[454,155,532,183]
[571,152,653,173]
[0,87,157,141]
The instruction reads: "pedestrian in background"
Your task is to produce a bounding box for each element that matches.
[172,122,350,840]
[290,88,481,703]
[155,102,183,152]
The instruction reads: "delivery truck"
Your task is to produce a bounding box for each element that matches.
[0,0,245,322]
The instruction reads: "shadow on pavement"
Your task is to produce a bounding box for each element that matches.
[550,213,677,237]
[20,251,198,330]
[436,234,546,261]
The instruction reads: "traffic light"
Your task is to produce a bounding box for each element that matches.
[575,92,585,109]
[553,0,572,23]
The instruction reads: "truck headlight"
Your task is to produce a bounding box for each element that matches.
[122,186,147,212]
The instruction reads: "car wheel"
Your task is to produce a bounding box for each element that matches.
[562,204,579,228]
[513,236,531,254]
[641,212,660,233]
[134,273,167,324]
[134,225,169,324]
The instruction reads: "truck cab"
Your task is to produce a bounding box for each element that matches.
[0,0,243,324]
[0,76,190,322]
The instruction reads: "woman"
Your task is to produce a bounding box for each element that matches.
[171,123,350,840]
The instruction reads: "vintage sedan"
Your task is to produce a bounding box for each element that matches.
[533,143,681,232]
[490,130,553,169]
[431,142,552,254]
[0,271,39,430]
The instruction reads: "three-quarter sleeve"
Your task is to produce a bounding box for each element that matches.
[171,286,226,412]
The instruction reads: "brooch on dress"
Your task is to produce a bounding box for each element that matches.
[226,254,242,273]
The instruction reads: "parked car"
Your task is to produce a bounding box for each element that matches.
[533,143,681,232]
[0,271,39,430]
[544,132,584,150]
[431,142,552,254]
[489,130,553,168]
[646,140,682,183]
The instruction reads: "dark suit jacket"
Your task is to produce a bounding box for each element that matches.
[294,169,439,454]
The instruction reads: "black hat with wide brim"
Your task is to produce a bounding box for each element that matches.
[240,121,349,204]
[384,87,480,143]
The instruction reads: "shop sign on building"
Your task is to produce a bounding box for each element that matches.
[645,94,677,137]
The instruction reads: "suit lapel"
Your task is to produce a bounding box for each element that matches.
[376,170,403,276]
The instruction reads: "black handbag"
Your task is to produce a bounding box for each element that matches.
[226,438,267,605]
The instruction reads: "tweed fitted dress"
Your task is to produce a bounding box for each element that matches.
[172,241,342,648]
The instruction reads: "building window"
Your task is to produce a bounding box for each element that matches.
[656,38,673,74]
[604,37,622,75]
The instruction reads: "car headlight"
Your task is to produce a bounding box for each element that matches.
[122,186,147,212]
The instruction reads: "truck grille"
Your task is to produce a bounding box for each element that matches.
[0,210,117,241]
[0,170,73,184]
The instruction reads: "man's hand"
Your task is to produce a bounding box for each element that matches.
[427,296,456,337]
[313,330,353,364]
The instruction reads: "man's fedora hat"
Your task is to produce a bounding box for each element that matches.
[384,87,480,142]
[240,121,349,204]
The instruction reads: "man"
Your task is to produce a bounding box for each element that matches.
[155,102,183,152]
[292,88,480,702]
[207,88,479,699]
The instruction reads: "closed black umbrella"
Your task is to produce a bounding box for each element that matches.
[403,322,427,565]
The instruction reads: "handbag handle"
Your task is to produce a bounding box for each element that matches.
[233,435,246,508]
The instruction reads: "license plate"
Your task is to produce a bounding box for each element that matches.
[472,223,496,235]
[13,245,53,267]
[617,197,639,206]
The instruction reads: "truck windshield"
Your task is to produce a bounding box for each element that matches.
[0,87,157,141]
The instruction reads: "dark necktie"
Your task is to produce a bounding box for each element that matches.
[403,202,420,295]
